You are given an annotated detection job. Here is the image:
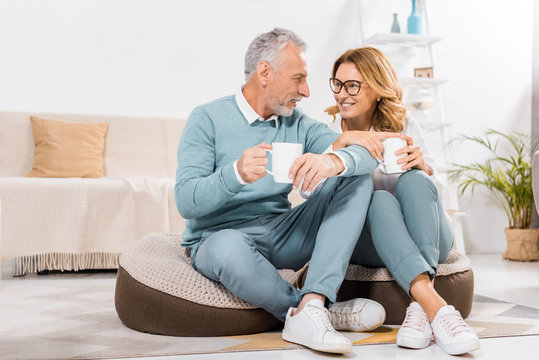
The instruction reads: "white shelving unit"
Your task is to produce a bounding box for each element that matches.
[358,0,466,254]
[400,77,448,88]
[363,32,442,48]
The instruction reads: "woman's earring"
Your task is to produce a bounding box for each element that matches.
[377,98,381,102]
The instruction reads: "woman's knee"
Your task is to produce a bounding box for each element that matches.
[396,169,438,198]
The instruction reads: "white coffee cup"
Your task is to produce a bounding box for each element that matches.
[265,143,303,183]
[380,137,408,174]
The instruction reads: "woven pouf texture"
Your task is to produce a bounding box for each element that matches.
[115,233,298,336]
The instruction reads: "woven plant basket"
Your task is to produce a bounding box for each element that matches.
[502,228,539,261]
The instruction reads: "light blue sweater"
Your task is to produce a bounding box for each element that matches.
[175,95,377,246]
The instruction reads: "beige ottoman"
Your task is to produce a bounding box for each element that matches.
[115,233,299,336]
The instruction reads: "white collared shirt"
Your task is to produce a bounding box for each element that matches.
[235,88,279,127]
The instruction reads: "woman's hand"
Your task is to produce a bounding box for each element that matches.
[334,131,401,162]
[396,135,433,175]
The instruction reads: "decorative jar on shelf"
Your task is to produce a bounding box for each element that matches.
[391,13,401,33]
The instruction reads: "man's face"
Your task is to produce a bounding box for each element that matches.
[266,44,310,117]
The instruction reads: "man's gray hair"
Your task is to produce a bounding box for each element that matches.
[244,28,307,81]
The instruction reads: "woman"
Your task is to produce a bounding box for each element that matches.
[328,47,480,355]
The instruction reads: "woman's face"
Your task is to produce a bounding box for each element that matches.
[333,62,378,124]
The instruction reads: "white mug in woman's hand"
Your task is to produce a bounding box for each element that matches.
[379,138,408,174]
[265,142,303,183]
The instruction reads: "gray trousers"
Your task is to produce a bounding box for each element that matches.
[190,175,373,321]
[350,170,453,294]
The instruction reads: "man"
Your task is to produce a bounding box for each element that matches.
[175,28,384,354]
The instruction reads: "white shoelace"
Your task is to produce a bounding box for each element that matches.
[439,310,472,337]
[402,305,429,332]
[332,312,345,328]
[305,303,337,333]
[329,304,364,327]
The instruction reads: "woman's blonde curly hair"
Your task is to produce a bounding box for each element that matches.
[325,47,407,133]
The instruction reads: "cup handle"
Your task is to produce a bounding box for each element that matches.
[264,149,273,176]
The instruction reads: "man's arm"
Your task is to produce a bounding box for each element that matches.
[332,145,378,176]
[174,107,244,219]
[290,117,378,193]
[298,116,378,181]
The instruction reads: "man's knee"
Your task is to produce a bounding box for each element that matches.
[316,174,373,197]
[348,174,373,188]
[369,190,399,216]
[336,174,374,197]
[195,229,254,277]
[202,229,251,262]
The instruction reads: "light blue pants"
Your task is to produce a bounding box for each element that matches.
[350,170,453,295]
[190,175,373,321]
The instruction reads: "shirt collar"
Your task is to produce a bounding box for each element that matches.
[235,87,279,127]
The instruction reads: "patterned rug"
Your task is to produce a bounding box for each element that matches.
[1,272,539,360]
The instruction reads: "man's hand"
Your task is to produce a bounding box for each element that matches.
[289,153,344,192]
[237,143,272,183]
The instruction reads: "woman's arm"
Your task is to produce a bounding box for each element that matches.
[333,130,401,162]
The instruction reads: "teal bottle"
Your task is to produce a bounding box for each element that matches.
[407,0,422,34]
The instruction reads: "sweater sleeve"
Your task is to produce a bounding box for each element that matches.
[334,145,378,176]
[301,115,378,176]
[174,107,245,219]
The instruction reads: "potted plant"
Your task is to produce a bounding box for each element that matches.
[448,129,538,261]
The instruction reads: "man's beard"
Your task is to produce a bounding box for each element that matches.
[268,96,301,117]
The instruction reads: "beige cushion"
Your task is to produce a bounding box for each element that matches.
[27,116,108,178]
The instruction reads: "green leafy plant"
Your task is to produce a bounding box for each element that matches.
[448,129,536,229]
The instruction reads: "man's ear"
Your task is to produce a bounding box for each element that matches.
[256,62,271,87]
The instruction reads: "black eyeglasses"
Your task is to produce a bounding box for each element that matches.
[329,78,365,96]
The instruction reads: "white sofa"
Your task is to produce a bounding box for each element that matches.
[0,111,187,275]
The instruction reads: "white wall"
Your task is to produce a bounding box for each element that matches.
[0,0,363,119]
[0,0,533,253]
[431,0,533,253]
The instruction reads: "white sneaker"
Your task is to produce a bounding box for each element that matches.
[431,305,480,355]
[282,299,352,354]
[328,298,386,331]
[397,302,432,349]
